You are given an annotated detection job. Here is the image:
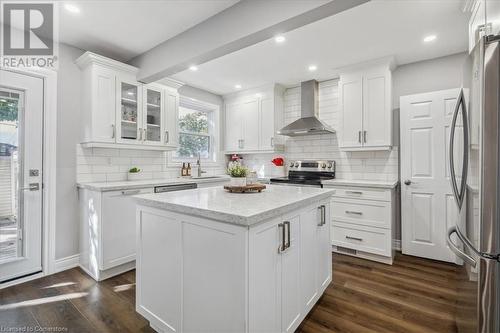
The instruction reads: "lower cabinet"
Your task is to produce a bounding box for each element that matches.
[79,187,154,281]
[325,184,396,264]
[136,199,332,333]
[248,200,331,333]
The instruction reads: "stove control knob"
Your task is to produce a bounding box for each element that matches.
[289,162,295,168]
[321,163,327,169]
[327,162,333,169]
[294,162,300,168]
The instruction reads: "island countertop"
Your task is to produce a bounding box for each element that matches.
[134,184,334,226]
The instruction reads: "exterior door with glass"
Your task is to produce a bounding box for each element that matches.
[0,70,43,283]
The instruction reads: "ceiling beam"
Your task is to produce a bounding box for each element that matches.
[130,0,370,83]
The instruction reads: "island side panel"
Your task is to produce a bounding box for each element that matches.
[136,205,248,333]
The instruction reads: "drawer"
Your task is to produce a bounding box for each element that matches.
[326,186,391,202]
[331,198,390,229]
[331,222,391,257]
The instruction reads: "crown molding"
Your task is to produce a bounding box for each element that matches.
[75,51,138,74]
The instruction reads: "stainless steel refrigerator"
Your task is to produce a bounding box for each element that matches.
[447,35,500,333]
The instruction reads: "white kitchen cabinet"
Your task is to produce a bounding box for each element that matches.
[467,1,500,52]
[339,61,393,151]
[224,84,285,153]
[137,199,331,333]
[79,186,154,281]
[76,51,179,151]
[324,184,396,264]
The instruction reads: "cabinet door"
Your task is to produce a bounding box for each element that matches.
[225,102,242,151]
[249,218,281,333]
[299,205,319,314]
[91,67,116,143]
[101,187,154,269]
[164,91,179,147]
[339,73,363,148]
[259,97,275,150]
[281,213,301,333]
[487,0,500,36]
[469,0,487,52]
[317,201,332,293]
[143,86,164,146]
[362,70,391,147]
[116,79,143,144]
[242,99,260,151]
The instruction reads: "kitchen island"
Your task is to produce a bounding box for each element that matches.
[134,185,333,333]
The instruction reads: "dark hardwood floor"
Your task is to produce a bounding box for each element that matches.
[0,253,467,333]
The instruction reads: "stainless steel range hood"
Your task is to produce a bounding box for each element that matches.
[278,80,335,136]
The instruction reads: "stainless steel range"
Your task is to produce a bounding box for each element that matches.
[270,160,335,187]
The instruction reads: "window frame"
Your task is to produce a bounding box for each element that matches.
[169,97,222,166]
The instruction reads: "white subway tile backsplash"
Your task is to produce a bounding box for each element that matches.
[242,78,399,182]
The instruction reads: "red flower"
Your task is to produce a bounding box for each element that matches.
[272,157,284,166]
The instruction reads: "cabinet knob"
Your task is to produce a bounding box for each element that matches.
[404,180,412,186]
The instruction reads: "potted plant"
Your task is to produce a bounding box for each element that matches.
[128,167,142,181]
[227,164,248,187]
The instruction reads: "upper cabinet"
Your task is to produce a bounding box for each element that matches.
[467,0,500,52]
[338,60,393,151]
[223,84,285,154]
[76,52,179,150]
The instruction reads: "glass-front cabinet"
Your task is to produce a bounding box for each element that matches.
[117,80,142,143]
[143,87,164,145]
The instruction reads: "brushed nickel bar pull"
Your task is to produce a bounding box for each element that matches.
[278,223,286,253]
[363,130,367,143]
[346,236,363,241]
[317,206,323,226]
[346,191,363,195]
[358,131,361,143]
[111,124,115,139]
[345,210,363,215]
[284,221,291,249]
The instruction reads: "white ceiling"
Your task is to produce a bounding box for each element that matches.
[58,0,239,62]
[171,0,469,95]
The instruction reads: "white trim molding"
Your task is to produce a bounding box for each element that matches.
[55,254,80,273]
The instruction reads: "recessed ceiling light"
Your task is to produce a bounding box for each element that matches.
[423,34,437,43]
[189,65,198,71]
[274,35,286,43]
[64,4,80,14]
[235,84,242,89]
[308,65,318,72]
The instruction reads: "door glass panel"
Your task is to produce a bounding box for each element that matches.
[120,82,138,140]
[0,89,22,263]
[146,89,161,142]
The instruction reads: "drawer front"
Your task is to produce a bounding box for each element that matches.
[331,223,391,257]
[327,186,391,202]
[331,198,390,229]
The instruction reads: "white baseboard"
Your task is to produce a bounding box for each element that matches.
[392,239,401,251]
[54,254,80,273]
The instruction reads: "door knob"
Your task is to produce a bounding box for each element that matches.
[404,180,412,186]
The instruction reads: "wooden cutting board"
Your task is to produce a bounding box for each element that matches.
[224,183,266,193]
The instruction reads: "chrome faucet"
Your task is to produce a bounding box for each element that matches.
[197,152,206,178]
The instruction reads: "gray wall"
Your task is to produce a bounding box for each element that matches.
[55,43,85,260]
[393,52,466,109]
[178,85,223,107]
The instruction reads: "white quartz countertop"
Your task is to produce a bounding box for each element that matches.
[322,179,399,189]
[134,185,334,227]
[77,175,229,192]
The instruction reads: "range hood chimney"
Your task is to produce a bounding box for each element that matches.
[278,80,335,136]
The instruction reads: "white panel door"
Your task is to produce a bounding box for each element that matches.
[400,89,460,262]
[259,97,275,150]
[0,70,43,282]
[339,73,363,148]
[92,67,116,143]
[242,99,259,151]
[363,70,391,147]
[248,218,281,333]
[281,213,301,333]
[225,102,242,151]
[299,205,319,315]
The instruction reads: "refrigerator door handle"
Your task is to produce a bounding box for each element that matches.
[449,89,469,209]
[447,226,477,267]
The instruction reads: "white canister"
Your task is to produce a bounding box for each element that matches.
[128,172,142,181]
